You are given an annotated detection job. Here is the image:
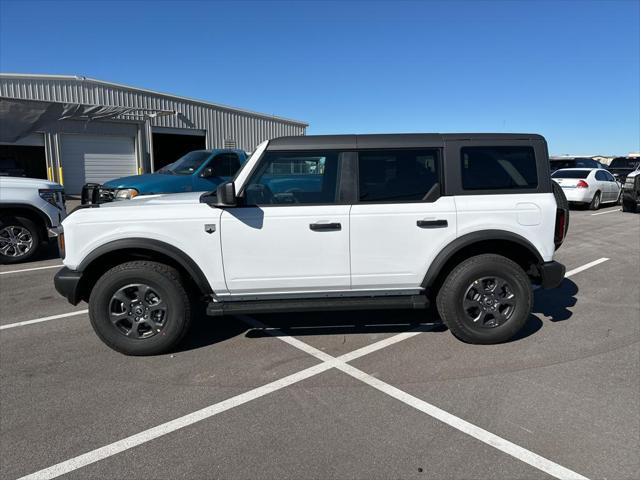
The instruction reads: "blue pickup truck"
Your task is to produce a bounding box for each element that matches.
[82,149,247,203]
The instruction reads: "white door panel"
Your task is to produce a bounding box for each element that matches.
[350,197,457,289]
[221,205,350,294]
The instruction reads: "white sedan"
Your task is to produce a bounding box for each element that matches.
[552,168,621,210]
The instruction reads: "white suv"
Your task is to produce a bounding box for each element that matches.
[54,134,568,355]
[0,176,66,263]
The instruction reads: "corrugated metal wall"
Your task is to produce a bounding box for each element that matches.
[0,75,307,152]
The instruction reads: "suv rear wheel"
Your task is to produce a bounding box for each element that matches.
[89,261,192,356]
[0,215,41,264]
[436,254,532,344]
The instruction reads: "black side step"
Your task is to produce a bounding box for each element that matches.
[206,295,429,317]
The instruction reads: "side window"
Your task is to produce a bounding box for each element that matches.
[595,170,607,181]
[211,153,241,177]
[605,171,617,182]
[357,149,439,202]
[244,151,339,205]
[461,146,538,190]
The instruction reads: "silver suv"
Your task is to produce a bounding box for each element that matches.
[0,176,67,263]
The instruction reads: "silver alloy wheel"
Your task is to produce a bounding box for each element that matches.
[0,226,34,258]
[462,276,516,328]
[109,283,168,339]
[593,193,600,209]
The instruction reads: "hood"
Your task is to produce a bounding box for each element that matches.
[103,173,192,194]
[0,176,63,190]
[99,191,205,208]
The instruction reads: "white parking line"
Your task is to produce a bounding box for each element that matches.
[0,310,88,331]
[565,258,609,277]
[0,264,62,275]
[245,317,590,480]
[591,209,620,216]
[16,324,430,480]
[14,257,609,479]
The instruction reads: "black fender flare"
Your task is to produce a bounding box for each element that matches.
[421,230,544,289]
[78,238,213,294]
[0,203,52,230]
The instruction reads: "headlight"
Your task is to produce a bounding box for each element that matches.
[114,188,139,200]
[39,189,63,208]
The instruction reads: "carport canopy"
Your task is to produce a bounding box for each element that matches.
[0,97,175,143]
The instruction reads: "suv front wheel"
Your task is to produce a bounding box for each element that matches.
[436,254,532,344]
[89,261,192,355]
[0,215,41,264]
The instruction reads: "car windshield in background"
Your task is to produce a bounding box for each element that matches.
[552,169,591,179]
[609,158,640,169]
[159,151,211,175]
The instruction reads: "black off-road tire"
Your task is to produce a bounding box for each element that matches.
[622,199,637,213]
[0,215,41,264]
[436,254,532,345]
[89,261,192,356]
[589,192,601,210]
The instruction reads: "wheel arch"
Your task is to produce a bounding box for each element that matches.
[76,238,213,302]
[421,230,543,295]
[0,204,50,239]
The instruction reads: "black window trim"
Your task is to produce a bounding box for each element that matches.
[354,147,443,205]
[444,139,552,196]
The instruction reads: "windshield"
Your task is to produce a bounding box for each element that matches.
[159,151,211,175]
[552,169,591,179]
[609,158,640,169]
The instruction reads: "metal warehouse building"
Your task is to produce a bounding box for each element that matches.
[0,74,307,194]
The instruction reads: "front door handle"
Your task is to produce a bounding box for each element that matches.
[309,222,342,231]
[417,219,448,228]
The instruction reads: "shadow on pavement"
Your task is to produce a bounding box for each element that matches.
[177,279,579,352]
[533,278,579,322]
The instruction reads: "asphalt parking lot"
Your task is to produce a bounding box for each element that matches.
[1,205,638,480]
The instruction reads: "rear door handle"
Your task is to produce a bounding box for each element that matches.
[309,222,342,231]
[417,219,448,228]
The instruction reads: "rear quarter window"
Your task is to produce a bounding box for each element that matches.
[461,146,538,190]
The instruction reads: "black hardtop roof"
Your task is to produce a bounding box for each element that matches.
[267,133,545,150]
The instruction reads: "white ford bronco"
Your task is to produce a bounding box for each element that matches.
[55,134,569,355]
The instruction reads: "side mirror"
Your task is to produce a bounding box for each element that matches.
[215,181,237,207]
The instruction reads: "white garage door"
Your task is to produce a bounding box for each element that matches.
[60,134,136,194]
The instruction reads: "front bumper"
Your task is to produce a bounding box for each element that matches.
[539,261,565,289]
[54,267,83,305]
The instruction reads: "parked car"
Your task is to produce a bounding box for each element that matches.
[549,157,603,173]
[621,166,640,213]
[0,176,66,263]
[551,168,621,210]
[81,149,247,204]
[55,133,569,355]
[606,156,640,184]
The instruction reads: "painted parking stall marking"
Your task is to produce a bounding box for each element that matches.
[244,316,591,480]
[0,310,88,331]
[565,258,609,277]
[14,257,609,480]
[0,264,63,275]
[15,325,436,480]
[591,209,620,216]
